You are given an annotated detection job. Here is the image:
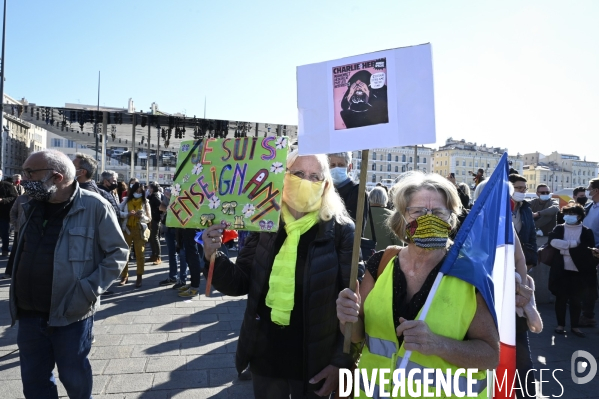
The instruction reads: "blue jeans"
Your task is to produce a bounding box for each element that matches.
[17,316,93,399]
[0,219,10,252]
[182,228,204,288]
[165,228,188,281]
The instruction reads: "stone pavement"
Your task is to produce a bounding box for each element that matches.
[0,243,597,398]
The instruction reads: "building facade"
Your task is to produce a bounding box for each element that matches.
[350,146,435,188]
[432,138,524,188]
[522,152,598,192]
[1,95,47,176]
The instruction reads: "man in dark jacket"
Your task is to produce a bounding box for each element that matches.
[328,152,369,234]
[0,171,18,256]
[147,182,163,264]
[73,153,120,216]
[509,174,538,267]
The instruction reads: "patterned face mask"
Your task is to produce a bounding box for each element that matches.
[22,174,57,202]
[405,214,451,250]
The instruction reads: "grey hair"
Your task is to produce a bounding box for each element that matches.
[388,172,462,243]
[286,150,351,223]
[75,153,98,178]
[36,149,77,183]
[13,174,21,180]
[328,152,352,166]
[101,170,117,181]
[369,187,388,207]
[458,182,471,197]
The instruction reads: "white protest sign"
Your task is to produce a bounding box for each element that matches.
[297,44,435,154]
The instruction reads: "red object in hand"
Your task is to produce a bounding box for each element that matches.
[222,229,238,244]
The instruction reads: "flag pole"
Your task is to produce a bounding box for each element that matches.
[343,149,369,353]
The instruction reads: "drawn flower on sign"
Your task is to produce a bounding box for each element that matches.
[270,162,284,174]
[208,196,220,210]
[242,203,255,218]
[182,174,190,183]
[192,163,203,175]
[171,184,181,197]
[275,137,288,150]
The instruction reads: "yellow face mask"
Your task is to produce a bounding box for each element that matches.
[283,173,325,213]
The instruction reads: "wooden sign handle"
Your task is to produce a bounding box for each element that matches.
[343,149,369,353]
[205,252,217,297]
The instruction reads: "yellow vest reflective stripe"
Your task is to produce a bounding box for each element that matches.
[357,256,487,398]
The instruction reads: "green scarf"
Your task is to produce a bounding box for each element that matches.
[265,204,319,326]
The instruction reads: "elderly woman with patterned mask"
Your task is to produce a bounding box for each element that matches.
[201,150,362,399]
[337,172,499,398]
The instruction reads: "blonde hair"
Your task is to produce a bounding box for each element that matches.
[388,172,462,243]
[286,150,351,223]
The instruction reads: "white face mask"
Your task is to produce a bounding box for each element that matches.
[512,192,526,202]
[586,189,595,198]
[539,194,551,201]
[133,193,142,199]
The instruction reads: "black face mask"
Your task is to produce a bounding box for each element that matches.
[576,197,588,206]
[107,182,118,191]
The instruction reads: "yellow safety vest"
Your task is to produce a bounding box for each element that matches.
[356,256,487,398]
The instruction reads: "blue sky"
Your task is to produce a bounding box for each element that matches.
[4,0,598,162]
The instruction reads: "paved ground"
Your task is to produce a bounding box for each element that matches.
[0,240,597,398]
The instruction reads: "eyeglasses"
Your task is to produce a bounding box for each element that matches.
[513,186,527,192]
[287,169,324,183]
[22,168,55,179]
[538,191,550,195]
[406,207,452,221]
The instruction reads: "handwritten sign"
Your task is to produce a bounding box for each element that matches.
[165,136,289,232]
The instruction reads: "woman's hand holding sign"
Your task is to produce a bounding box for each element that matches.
[202,221,226,260]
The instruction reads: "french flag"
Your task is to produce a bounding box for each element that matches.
[399,153,515,398]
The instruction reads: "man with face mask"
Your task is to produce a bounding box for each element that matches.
[73,154,120,216]
[0,171,18,256]
[528,184,559,236]
[580,178,599,326]
[13,174,25,195]
[98,170,120,207]
[10,150,128,398]
[509,174,538,268]
[327,152,369,234]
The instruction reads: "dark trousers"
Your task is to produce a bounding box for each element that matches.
[252,373,325,399]
[165,227,187,281]
[5,231,17,276]
[0,219,10,252]
[149,219,161,258]
[515,328,536,399]
[555,295,582,328]
[581,272,598,319]
[181,229,204,288]
[17,316,93,399]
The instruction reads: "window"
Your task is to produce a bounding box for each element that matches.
[475,162,478,167]
[444,161,447,166]
[462,161,466,166]
[417,156,420,163]
[372,163,376,171]
[455,161,459,166]
[423,158,426,164]
[395,156,398,162]
[387,154,391,161]
[402,155,406,162]
[566,177,569,183]
[379,155,383,161]
[387,164,391,172]
[357,160,361,169]
[66,140,75,148]
[379,165,383,171]
[462,170,465,175]
[51,138,62,147]
[395,166,398,172]
[357,151,361,159]
[409,157,413,163]
[372,174,376,182]
[372,152,376,160]
[402,165,405,172]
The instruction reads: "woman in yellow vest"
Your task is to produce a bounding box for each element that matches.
[337,172,499,398]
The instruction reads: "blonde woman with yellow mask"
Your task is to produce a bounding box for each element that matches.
[202,150,362,399]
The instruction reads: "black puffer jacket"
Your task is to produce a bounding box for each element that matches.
[208,216,363,383]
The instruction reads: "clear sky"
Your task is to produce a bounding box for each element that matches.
[3,0,598,162]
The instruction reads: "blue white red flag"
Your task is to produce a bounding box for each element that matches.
[399,153,516,398]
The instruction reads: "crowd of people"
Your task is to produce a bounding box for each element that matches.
[0,148,598,398]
